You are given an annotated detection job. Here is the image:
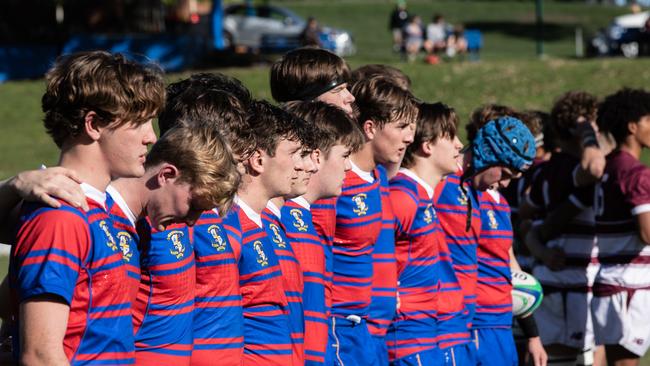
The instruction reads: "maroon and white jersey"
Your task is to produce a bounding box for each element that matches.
[525,152,598,289]
[594,150,650,291]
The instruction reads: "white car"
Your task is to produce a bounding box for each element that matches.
[223,4,355,56]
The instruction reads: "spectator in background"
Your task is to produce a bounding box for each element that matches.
[403,15,423,62]
[446,24,468,58]
[424,14,448,55]
[300,16,322,47]
[389,0,409,52]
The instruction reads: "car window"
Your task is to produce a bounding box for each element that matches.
[258,6,293,23]
[228,5,256,17]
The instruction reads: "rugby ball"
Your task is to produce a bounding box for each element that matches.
[511,270,543,318]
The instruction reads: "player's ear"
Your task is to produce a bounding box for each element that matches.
[84,111,102,141]
[311,149,322,167]
[363,119,376,141]
[245,149,264,175]
[421,140,433,156]
[628,120,639,135]
[157,163,181,186]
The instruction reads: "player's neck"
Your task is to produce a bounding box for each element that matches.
[111,177,148,219]
[58,144,111,192]
[351,144,376,172]
[237,175,273,214]
[410,159,444,190]
[269,197,285,210]
[621,138,642,160]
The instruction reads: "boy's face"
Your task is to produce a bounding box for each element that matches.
[318,144,352,198]
[371,119,415,165]
[317,83,355,115]
[631,115,650,148]
[263,138,305,198]
[149,179,209,231]
[288,150,319,197]
[102,119,157,179]
[430,135,463,176]
[472,165,522,191]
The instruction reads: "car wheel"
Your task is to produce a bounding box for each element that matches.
[621,41,639,58]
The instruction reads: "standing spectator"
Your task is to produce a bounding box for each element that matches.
[389,0,409,52]
[403,15,424,62]
[300,17,322,47]
[424,14,448,55]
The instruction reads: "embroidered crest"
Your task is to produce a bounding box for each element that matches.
[253,240,269,267]
[352,193,369,216]
[168,230,186,259]
[487,210,498,229]
[290,209,308,232]
[99,220,118,251]
[423,205,433,224]
[269,224,286,248]
[207,225,227,251]
[457,187,468,205]
[117,231,133,262]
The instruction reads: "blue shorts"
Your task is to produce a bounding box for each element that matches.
[390,348,442,366]
[440,341,477,366]
[473,328,518,366]
[328,316,379,366]
[372,335,389,366]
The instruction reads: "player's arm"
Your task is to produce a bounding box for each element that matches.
[524,223,565,271]
[573,120,605,187]
[508,247,522,272]
[636,211,650,245]
[19,295,70,366]
[526,335,548,366]
[0,276,9,321]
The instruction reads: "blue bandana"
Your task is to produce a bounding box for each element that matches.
[472,116,536,173]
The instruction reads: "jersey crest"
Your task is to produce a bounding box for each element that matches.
[269,224,286,248]
[99,220,118,251]
[352,193,369,216]
[487,210,498,229]
[117,231,133,262]
[207,224,227,251]
[168,230,186,259]
[290,209,308,232]
[423,204,434,224]
[253,240,269,267]
[457,186,468,206]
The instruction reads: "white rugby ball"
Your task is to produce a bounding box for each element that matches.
[511,270,543,318]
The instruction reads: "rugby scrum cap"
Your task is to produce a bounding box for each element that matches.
[472,116,536,173]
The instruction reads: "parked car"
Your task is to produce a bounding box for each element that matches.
[223,4,355,56]
[588,11,650,58]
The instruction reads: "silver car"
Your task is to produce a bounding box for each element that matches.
[223,4,355,56]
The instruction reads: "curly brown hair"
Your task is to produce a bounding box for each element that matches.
[550,91,598,141]
[42,51,165,148]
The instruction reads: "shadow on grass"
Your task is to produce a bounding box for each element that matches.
[465,20,577,41]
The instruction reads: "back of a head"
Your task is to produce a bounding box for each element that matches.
[350,64,411,91]
[247,100,317,156]
[550,90,598,141]
[270,47,351,102]
[472,116,536,173]
[283,101,365,156]
[467,104,518,143]
[146,121,240,214]
[350,76,418,129]
[597,88,650,145]
[166,72,252,108]
[42,51,165,148]
[402,101,458,168]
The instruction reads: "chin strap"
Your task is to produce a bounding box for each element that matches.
[460,169,473,232]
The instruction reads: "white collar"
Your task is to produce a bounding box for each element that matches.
[292,196,311,210]
[398,168,434,199]
[234,195,263,228]
[486,188,501,203]
[266,200,282,219]
[350,160,375,183]
[106,185,136,227]
[81,182,106,210]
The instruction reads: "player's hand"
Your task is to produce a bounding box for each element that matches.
[580,146,606,182]
[10,167,88,211]
[527,336,547,366]
[541,247,566,271]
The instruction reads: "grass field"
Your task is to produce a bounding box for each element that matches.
[2,1,650,362]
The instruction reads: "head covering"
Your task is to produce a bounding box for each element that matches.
[472,116,536,173]
[294,77,347,101]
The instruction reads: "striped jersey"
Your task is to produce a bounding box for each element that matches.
[433,172,478,346]
[228,198,292,365]
[526,152,598,290]
[105,185,140,305]
[332,163,383,317]
[133,221,195,365]
[386,169,442,360]
[191,209,244,366]
[473,189,513,328]
[263,201,305,366]
[10,183,135,365]
[310,197,336,315]
[282,197,329,366]
[594,150,650,292]
[368,165,398,338]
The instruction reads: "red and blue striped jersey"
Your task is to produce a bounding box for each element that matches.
[10,184,135,365]
[433,173,476,347]
[227,199,292,365]
[386,169,442,360]
[133,221,195,365]
[262,202,305,366]
[281,197,328,366]
[191,209,244,366]
[332,165,383,317]
[473,190,513,328]
[368,165,398,338]
[105,186,140,306]
[310,197,336,315]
